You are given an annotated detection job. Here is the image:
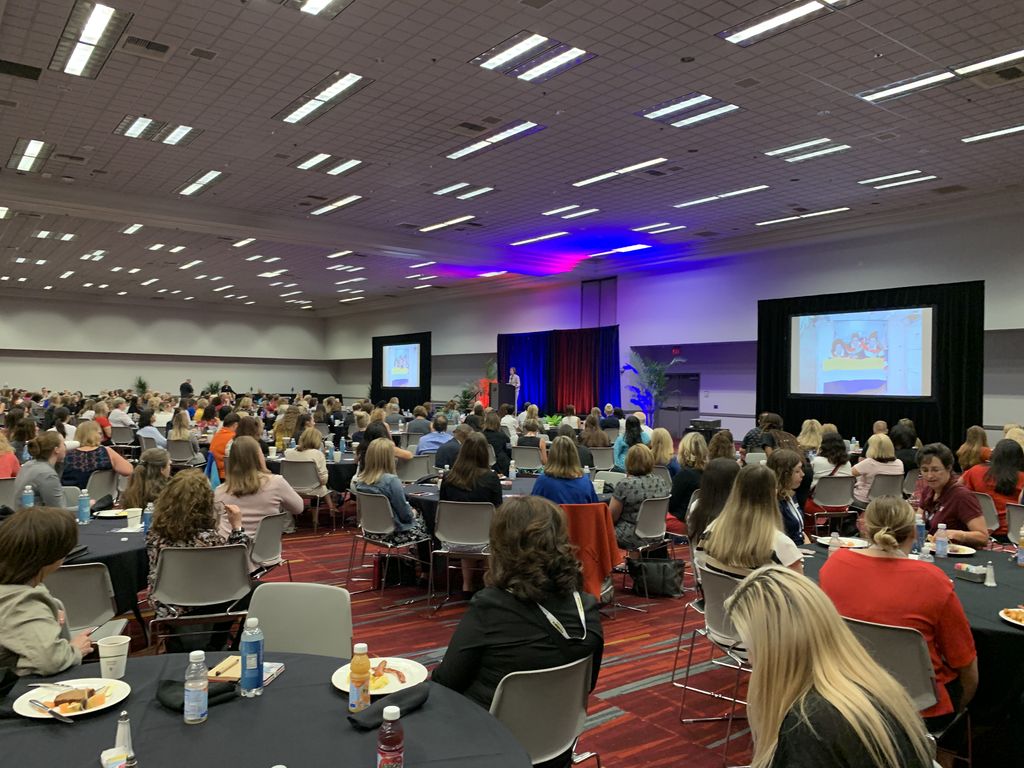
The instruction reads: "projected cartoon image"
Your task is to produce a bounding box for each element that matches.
[383,344,420,388]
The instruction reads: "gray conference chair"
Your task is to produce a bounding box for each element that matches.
[511,445,544,471]
[429,501,494,612]
[280,459,331,533]
[745,452,767,466]
[971,491,1000,534]
[396,454,433,483]
[867,473,904,500]
[250,512,293,581]
[248,582,352,658]
[86,469,118,503]
[44,562,128,641]
[0,477,15,508]
[588,446,614,471]
[1008,503,1024,546]
[903,468,921,496]
[843,617,937,711]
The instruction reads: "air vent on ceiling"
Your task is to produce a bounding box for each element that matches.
[0,60,42,80]
[637,165,684,179]
[693,231,719,238]
[932,185,968,194]
[0,98,18,108]
[791,206,810,213]
[734,77,761,88]
[520,0,555,8]
[54,153,87,164]
[273,153,290,159]
[120,36,173,62]
[305,194,329,201]
[189,47,217,61]
[451,121,488,136]
[873,131,899,142]
[969,65,1024,89]
[481,116,501,124]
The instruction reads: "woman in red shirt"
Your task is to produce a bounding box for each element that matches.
[960,439,1024,538]
[0,432,20,479]
[92,402,113,444]
[917,443,988,549]
[820,496,978,725]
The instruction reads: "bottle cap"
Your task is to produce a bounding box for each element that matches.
[353,642,368,654]
[245,617,259,629]
[189,650,205,662]
[938,523,947,529]
[383,705,401,721]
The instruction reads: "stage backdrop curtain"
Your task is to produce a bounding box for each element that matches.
[497,331,555,415]
[756,281,983,450]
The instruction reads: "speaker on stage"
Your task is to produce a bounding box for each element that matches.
[489,382,517,408]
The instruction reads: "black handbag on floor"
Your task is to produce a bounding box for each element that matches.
[625,557,685,597]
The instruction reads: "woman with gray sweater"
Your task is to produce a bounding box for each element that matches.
[12,432,67,509]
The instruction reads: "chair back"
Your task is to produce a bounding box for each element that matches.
[86,469,117,502]
[634,496,670,540]
[280,459,322,491]
[487,444,497,469]
[971,491,999,532]
[1007,503,1024,545]
[0,477,15,508]
[44,563,116,631]
[594,470,625,489]
[697,566,743,649]
[248,583,352,657]
[314,422,331,437]
[813,475,855,507]
[602,427,620,443]
[651,465,672,487]
[110,426,135,445]
[396,454,432,483]
[61,486,80,508]
[903,468,921,496]
[868,473,904,500]
[745,452,767,466]
[151,545,252,608]
[139,435,158,452]
[167,440,197,463]
[347,423,359,437]
[405,432,421,450]
[511,445,543,470]
[250,512,290,567]
[354,491,396,535]
[489,656,593,764]
[588,446,614,471]
[843,617,938,711]
[435,501,494,549]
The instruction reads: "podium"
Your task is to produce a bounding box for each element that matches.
[489,382,517,408]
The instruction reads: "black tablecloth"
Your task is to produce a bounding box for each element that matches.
[266,454,358,494]
[1,652,531,767]
[405,478,538,534]
[68,519,148,616]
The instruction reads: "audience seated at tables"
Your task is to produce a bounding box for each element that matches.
[119,447,171,510]
[135,408,168,450]
[649,427,679,477]
[697,464,803,577]
[0,433,20,479]
[406,405,432,435]
[498,403,519,447]
[0,507,95,676]
[610,443,669,550]
[956,425,991,472]
[599,403,619,430]
[516,418,549,464]
[61,421,133,489]
[580,414,611,449]
[482,412,511,475]
[960,438,1024,538]
[767,449,809,548]
[796,418,823,456]
[48,407,78,449]
[809,431,853,489]
[820,496,978,728]
[851,434,904,508]
[416,415,452,455]
[890,423,920,473]
[434,423,470,469]
[756,413,801,457]
[561,404,580,430]
[207,411,239,477]
[352,438,427,545]
[740,412,772,455]
[283,427,336,516]
[899,417,925,449]
[349,411,370,445]
[724,566,933,768]
[433,496,604,723]
[612,415,650,472]
[918,443,988,549]
[108,398,134,428]
[684,457,740,544]
[668,432,707,524]
[92,402,113,443]
[13,433,67,509]
[521,403,540,428]
[706,429,735,462]
[439,432,503,593]
[9,418,36,464]
[169,410,205,466]
[556,422,592,469]
[531,436,600,506]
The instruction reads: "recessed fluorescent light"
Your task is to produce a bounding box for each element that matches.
[673,184,770,208]
[122,223,143,234]
[339,296,365,303]
[52,1,132,79]
[82,282,94,288]
[327,250,353,258]
[671,103,740,127]
[873,175,938,189]
[60,270,74,279]
[233,238,255,247]
[279,72,368,124]
[457,186,494,200]
[178,169,224,196]
[169,246,186,253]
[573,158,667,187]
[310,195,362,215]
[213,284,235,292]
[117,291,126,295]
[434,182,470,195]
[162,126,194,145]
[518,47,587,81]
[179,260,203,270]
[148,243,165,251]
[961,123,1024,144]
[326,159,362,175]
[648,225,687,234]
[60,233,75,241]
[335,277,367,285]
[509,231,569,246]
[9,138,55,173]
[543,205,580,216]
[446,121,543,159]
[44,285,53,290]
[263,257,280,263]
[857,170,922,185]
[36,230,50,239]
[184,296,193,301]
[755,206,850,226]
[124,117,154,138]
[410,261,435,268]
[35,259,46,265]
[128,268,140,273]
[297,153,331,170]
[299,0,352,19]
[954,48,1024,76]
[405,274,421,279]
[244,254,263,262]
[784,144,851,162]
[419,215,475,233]
[413,284,432,290]
[280,290,301,297]
[479,271,508,277]
[258,269,288,278]
[349,289,364,294]
[587,244,653,257]
[110,266,122,272]
[632,222,671,231]
[644,94,714,120]
[718,0,857,47]
[562,208,598,219]
[418,275,437,281]
[209,276,223,281]
[860,70,957,102]
[140,278,158,286]
[764,137,832,156]
[478,33,550,71]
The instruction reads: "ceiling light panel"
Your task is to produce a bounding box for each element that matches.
[871,175,938,189]
[471,31,596,83]
[783,143,851,162]
[275,70,373,125]
[121,223,143,234]
[961,123,1024,144]
[953,47,1024,76]
[858,70,957,102]
[278,0,355,20]
[510,231,569,246]
[639,92,741,128]
[293,153,363,176]
[764,138,850,162]
[587,244,652,258]
[49,1,134,79]
[446,120,545,160]
[561,208,598,219]
[309,194,363,215]
[673,184,770,208]
[573,158,667,187]
[755,207,851,227]
[419,215,475,233]
[113,116,204,146]
[177,169,226,196]
[718,0,860,47]
[8,138,55,173]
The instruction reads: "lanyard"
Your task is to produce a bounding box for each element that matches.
[537,591,587,641]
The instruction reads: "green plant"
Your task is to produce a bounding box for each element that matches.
[543,414,563,427]
[623,351,668,426]
[132,375,148,393]
[455,380,481,412]
[205,380,222,396]
[484,356,497,381]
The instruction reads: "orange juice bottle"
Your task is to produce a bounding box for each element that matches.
[348,643,371,713]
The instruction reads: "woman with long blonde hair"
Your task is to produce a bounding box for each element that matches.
[352,437,427,545]
[650,427,678,475]
[699,464,802,576]
[531,435,599,506]
[796,418,823,454]
[272,405,301,450]
[955,425,990,471]
[668,431,708,523]
[725,566,933,768]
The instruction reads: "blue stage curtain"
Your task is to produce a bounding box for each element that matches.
[595,325,621,411]
[498,330,555,414]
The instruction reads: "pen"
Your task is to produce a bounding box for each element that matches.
[214,657,239,677]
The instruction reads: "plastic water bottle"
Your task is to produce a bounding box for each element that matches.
[850,436,859,452]
[327,441,336,462]
[21,484,33,508]
[289,438,296,449]
[239,617,264,697]
[338,436,346,453]
[508,460,517,480]
[142,502,154,534]
[583,465,591,479]
[934,523,949,558]
[914,514,926,554]
[1017,525,1024,567]
[377,705,404,767]
[348,643,371,713]
[77,489,91,525]
[828,532,841,557]
[183,650,209,724]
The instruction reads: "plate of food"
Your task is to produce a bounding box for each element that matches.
[813,536,870,549]
[999,607,1024,629]
[921,542,976,557]
[331,657,428,696]
[13,678,131,719]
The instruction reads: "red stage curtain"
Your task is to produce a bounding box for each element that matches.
[554,328,600,413]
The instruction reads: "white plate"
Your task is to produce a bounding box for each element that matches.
[814,536,869,549]
[921,543,976,557]
[998,609,1024,629]
[331,657,428,696]
[14,677,131,719]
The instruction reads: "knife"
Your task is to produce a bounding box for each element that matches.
[29,699,75,723]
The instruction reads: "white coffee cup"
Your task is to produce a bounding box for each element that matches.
[123,508,142,529]
[593,479,605,494]
[268,446,278,458]
[97,635,131,679]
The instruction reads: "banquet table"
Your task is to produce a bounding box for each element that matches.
[67,518,148,617]
[266,453,358,494]
[0,652,531,768]
[802,547,1024,723]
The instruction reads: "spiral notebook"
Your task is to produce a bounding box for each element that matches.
[207,656,285,685]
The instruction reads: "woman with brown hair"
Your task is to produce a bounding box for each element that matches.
[433,496,604,714]
[9,418,37,465]
[531,435,599,506]
[610,443,670,549]
[707,429,736,461]
[956,425,991,471]
[767,448,809,548]
[0,507,94,676]
[482,410,511,476]
[215,436,303,539]
[13,432,67,509]
[580,413,611,448]
[271,405,301,451]
[119,447,171,510]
